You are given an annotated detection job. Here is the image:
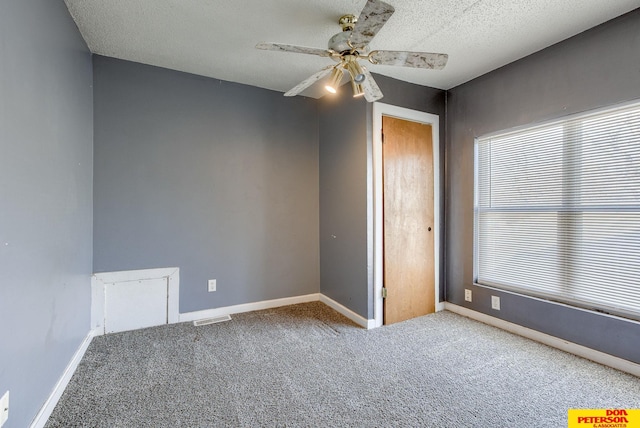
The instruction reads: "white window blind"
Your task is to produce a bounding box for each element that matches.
[475,101,640,321]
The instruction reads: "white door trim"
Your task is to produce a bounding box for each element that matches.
[372,103,442,328]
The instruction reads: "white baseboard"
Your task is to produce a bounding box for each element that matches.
[30,331,95,428]
[179,293,320,323]
[444,303,640,378]
[179,293,376,329]
[319,294,375,329]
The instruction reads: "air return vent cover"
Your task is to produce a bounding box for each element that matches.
[193,315,232,326]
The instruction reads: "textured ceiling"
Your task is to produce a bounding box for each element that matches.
[64,0,638,98]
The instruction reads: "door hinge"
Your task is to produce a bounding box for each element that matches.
[382,287,388,299]
[381,131,384,143]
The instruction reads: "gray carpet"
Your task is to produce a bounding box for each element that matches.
[46,302,640,427]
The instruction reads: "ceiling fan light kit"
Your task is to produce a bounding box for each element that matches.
[344,55,366,84]
[351,80,365,98]
[256,0,448,102]
[325,67,344,94]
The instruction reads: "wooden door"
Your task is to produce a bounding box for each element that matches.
[383,116,435,325]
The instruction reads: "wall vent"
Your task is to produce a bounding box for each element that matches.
[193,314,232,326]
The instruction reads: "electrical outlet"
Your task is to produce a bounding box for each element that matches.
[208,279,216,292]
[491,296,501,310]
[0,390,9,427]
[464,289,472,302]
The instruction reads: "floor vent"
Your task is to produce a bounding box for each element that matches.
[193,314,232,326]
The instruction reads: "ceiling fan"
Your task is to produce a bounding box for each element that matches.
[256,0,448,102]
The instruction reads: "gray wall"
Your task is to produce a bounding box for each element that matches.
[93,56,319,313]
[319,89,369,317]
[319,75,446,319]
[447,9,640,363]
[0,0,93,426]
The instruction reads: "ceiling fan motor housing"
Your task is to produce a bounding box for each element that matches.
[328,30,355,54]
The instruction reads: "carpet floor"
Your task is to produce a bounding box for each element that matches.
[46,302,640,427]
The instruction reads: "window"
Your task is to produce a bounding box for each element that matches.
[475,101,640,321]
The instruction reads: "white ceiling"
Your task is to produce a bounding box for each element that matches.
[64,0,638,98]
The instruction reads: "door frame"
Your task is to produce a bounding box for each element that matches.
[372,102,443,328]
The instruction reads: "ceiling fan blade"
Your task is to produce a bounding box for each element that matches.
[256,42,333,58]
[369,50,448,69]
[360,67,384,102]
[349,0,395,49]
[284,66,334,97]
